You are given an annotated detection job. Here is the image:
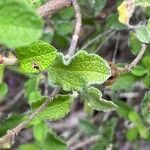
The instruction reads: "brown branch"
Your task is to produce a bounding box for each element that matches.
[67,0,82,57]
[120,44,147,73]
[69,135,100,150]
[37,0,71,18]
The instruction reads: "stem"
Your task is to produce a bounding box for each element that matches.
[67,0,82,57]
[120,44,147,72]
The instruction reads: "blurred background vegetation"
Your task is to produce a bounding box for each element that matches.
[0,0,150,149]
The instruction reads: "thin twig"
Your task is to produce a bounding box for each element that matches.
[81,30,113,50]
[120,44,147,72]
[0,89,24,112]
[67,0,82,57]
[112,32,120,63]
[69,135,100,150]
[96,31,116,53]
[0,87,60,144]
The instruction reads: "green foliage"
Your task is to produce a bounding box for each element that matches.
[33,121,48,142]
[0,0,43,48]
[115,100,149,139]
[141,93,150,124]
[131,66,147,77]
[31,95,74,121]
[56,21,73,36]
[110,73,137,91]
[48,51,111,91]
[0,83,8,101]
[79,118,98,135]
[18,144,39,150]
[40,132,67,150]
[0,115,24,136]
[106,14,125,30]
[16,41,57,73]
[83,87,117,111]
[126,127,138,141]
[129,31,142,55]
[135,19,150,44]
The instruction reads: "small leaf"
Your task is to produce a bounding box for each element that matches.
[135,26,150,43]
[16,41,57,73]
[48,51,111,91]
[79,119,98,135]
[0,83,8,101]
[0,0,43,48]
[28,91,42,103]
[141,93,150,124]
[41,132,67,150]
[117,0,135,25]
[32,95,74,121]
[128,111,149,139]
[83,87,117,111]
[126,127,138,141]
[129,31,142,55]
[131,66,147,77]
[142,55,150,70]
[144,74,150,88]
[25,76,39,98]
[111,73,137,91]
[106,14,125,30]
[33,122,48,142]
[56,21,73,35]
[18,144,39,150]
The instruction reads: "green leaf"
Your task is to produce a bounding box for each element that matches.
[144,74,150,88]
[106,14,125,30]
[129,31,142,55]
[141,93,150,124]
[18,144,39,150]
[126,127,138,141]
[56,21,73,35]
[48,51,111,91]
[0,115,24,136]
[16,41,57,73]
[135,19,150,44]
[59,7,74,20]
[28,91,42,103]
[83,87,117,111]
[110,73,137,91]
[33,122,48,142]
[0,65,4,83]
[0,0,43,48]
[131,66,147,77]
[40,132,67,150]
[0,83,8,101]
[142,55,150,70]
[93,0,107,16]
[25,76,39,98]
[79,118,98,135]
[32,95,74,121]
[136,0,150,7]
[128,111,149,139]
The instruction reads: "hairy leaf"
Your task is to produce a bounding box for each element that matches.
[16,41,57,73]
[0,0,43,48]
[32,95,74,121]
[48,51,111,91]
[83,87,117,111]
